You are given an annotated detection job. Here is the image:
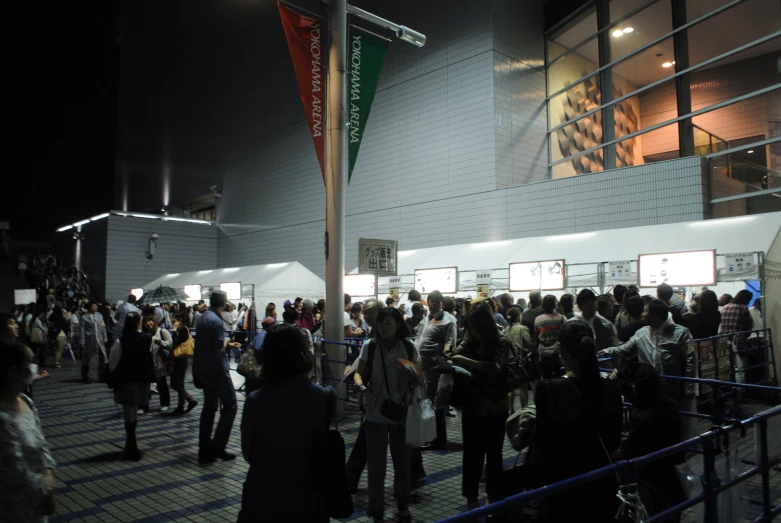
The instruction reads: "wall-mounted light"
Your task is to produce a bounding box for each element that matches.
[748,150,755,154]
[146,233,158,262]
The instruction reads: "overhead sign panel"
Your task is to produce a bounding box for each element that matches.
[345,274,377,298]
[509,260,565,291]
[220,282,241,301]
[184,285,202,301]
[638,250,716,287]
[414,267,457,294]
[358,238,398,276]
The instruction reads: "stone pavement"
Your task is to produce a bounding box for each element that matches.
[28,357,781,522]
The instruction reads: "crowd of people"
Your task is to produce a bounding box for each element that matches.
[0,278,766,522]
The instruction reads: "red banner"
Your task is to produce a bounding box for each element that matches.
[278,3,325,180]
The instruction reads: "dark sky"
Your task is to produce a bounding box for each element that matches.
[5,1,118,241]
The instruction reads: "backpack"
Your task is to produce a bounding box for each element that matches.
[362,338,416,388]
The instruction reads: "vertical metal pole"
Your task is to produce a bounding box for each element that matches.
[672,0,694,157]
[758,418,771,521]
[702,435,718,523]
[324,0,347,416]
[596,0,616,171]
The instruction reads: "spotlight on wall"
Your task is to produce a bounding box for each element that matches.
[73,231,84,241]
[146,232,159,262]
[210,184,223,198]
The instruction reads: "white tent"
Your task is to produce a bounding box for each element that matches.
[142,261,325,315]
[349,213,781,307]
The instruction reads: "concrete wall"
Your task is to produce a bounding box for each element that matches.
[217,156,707,278]
[104,216,217,303]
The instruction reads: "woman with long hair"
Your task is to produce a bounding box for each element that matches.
[239,325,335,523]
[169,313,198,415]
[527,320,623,522]
[688,290,721,339]
[453,305,515,510]
[108,312,155,460]
[353,307,419,523]
[264,303,277,321]
[0,340,56,521]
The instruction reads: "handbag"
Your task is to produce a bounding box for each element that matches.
[237,347,262,379]
[321,388,353,518]
[503,339,529,392]
[30,322,45,344]
[505,405,537,452]
[406,391,436,448]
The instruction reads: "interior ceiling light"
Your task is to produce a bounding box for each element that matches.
[612,29,623,37]
[748,150,755,154]
[662,61,675,68]
[622,27,634,33]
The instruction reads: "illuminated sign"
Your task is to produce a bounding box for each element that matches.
[184,285,202,301]
[509,260,565,291]
[130,288,144,300]
[14,289,36,305]
[344,274,377,297]
[638,250,716,287]
[414,267,458,294]
[220,282,241,301]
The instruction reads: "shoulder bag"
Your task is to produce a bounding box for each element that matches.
[377,342,408,422]
[503,337,530,393]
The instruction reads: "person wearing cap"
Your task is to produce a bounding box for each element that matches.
[297,299,317,333]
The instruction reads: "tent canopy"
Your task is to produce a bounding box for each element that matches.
[349,213,781,294]
[142,261,325,313]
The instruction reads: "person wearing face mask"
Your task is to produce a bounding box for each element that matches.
[0,339,56,521]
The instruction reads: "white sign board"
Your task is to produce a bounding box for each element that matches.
[345,274,377,298]
[509,260,565,291]
[358,238,398,276]
[638,250,716,287]
[130,288,144,300]
[725,253,754,275]
[14,289,36,305]
[414,267,458,294]
[607,260,635,284]
[184,284,202,301]
[220,282,241,301]
[388,276,402,287]
[476,270,492,285]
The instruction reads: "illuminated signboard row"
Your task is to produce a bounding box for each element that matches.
[638,250,715,287]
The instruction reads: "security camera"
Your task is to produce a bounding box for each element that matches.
[145,252,154,262]
[210,185,222,198]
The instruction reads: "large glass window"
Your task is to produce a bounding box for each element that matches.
[546,0,781,183]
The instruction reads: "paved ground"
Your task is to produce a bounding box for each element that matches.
[31,356,781,523]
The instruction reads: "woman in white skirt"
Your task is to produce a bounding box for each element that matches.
[108,312,155,460]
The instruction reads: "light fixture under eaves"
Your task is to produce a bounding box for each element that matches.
[748,150,754,154]
[612,29,623,37]
[73,219,90,227]
[57,225,73,232]
[90,213,110,221]
[662,61,676,68]
[622,27,634,33]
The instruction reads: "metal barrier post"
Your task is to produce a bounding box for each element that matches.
[758,418,772,521]
[702,434,718,523]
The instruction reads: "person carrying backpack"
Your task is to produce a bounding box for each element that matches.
[353,307,420,523]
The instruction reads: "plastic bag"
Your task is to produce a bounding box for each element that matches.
[676,447,748,522]
[406,397,436,448]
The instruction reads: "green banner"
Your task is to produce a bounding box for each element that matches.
[348,25,390,183]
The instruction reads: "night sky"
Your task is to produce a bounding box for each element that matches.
[5,1,118,241]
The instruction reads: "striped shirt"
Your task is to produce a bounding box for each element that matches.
[535,313,566,347]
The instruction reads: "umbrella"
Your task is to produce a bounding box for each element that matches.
[137,286,184,305]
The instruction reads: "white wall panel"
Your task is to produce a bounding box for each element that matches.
[105,216,218,303]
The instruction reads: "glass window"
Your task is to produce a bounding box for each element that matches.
[608,0,672,61]
[687,0,781,68]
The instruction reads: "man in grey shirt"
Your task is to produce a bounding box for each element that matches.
[416,290,457,450]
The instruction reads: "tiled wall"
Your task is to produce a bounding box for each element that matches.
[216,0,551,274]
[217,157,707,278]
[104,216,218,303]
